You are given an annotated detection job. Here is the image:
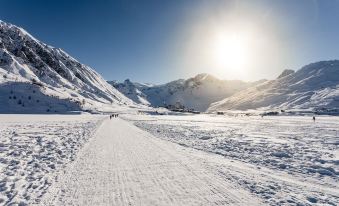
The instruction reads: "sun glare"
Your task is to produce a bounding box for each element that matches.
[211,31,251,78]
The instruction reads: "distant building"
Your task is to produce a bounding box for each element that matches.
[166,101,185,112]
[174,101,184,110]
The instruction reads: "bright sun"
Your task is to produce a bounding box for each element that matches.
[211,31,251,77]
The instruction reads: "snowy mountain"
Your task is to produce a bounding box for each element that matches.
[208,60,339,112]
[0,20,133,113]
[111,74,255,111]
[108,79,151,105]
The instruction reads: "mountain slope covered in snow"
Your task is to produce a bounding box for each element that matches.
[111,74,257,111]
[208,60,339,112]
[108,79,151,105]
[0,20,133,113]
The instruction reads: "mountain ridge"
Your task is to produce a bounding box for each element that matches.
[208,60,339,112]
[0,20,134,113]
[110,73,259,111]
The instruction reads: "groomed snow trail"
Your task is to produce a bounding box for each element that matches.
[41,118,263,206]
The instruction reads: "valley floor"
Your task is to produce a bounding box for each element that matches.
[125,114,339,205]
[41,117,263,205]
[0,114,103,205]
[0,114,338,205]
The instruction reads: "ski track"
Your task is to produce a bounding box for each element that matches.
[41,118,263,206]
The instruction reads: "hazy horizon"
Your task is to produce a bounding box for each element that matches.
[1,0,339,84]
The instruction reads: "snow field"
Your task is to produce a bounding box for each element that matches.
[0,114,104,205]
[125,114,339,205]
[41,118,263,205]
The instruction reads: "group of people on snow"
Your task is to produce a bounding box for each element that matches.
[110,114,119,119]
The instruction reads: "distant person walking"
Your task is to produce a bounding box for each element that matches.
[313,116,316,122]
[110,114,119,118]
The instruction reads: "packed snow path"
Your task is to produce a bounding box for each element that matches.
[42,118,262,205]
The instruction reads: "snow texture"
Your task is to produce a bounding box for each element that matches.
[126,113,339,205]
[0,114,103,205]
[1,113,338,206]
[41,117,263,205]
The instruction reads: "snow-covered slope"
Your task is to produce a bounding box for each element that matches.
[111,74,255,111]
[108,79,150,105]
[0,20,133,113]
[208,60,339,111]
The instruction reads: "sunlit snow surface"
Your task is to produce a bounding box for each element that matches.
[0,114,103,205]
[1,113,338,205]
[125,114,339,205]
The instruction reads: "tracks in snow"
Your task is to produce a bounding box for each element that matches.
[41,118,263,205]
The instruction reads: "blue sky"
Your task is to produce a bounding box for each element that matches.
[1,0,339,83]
